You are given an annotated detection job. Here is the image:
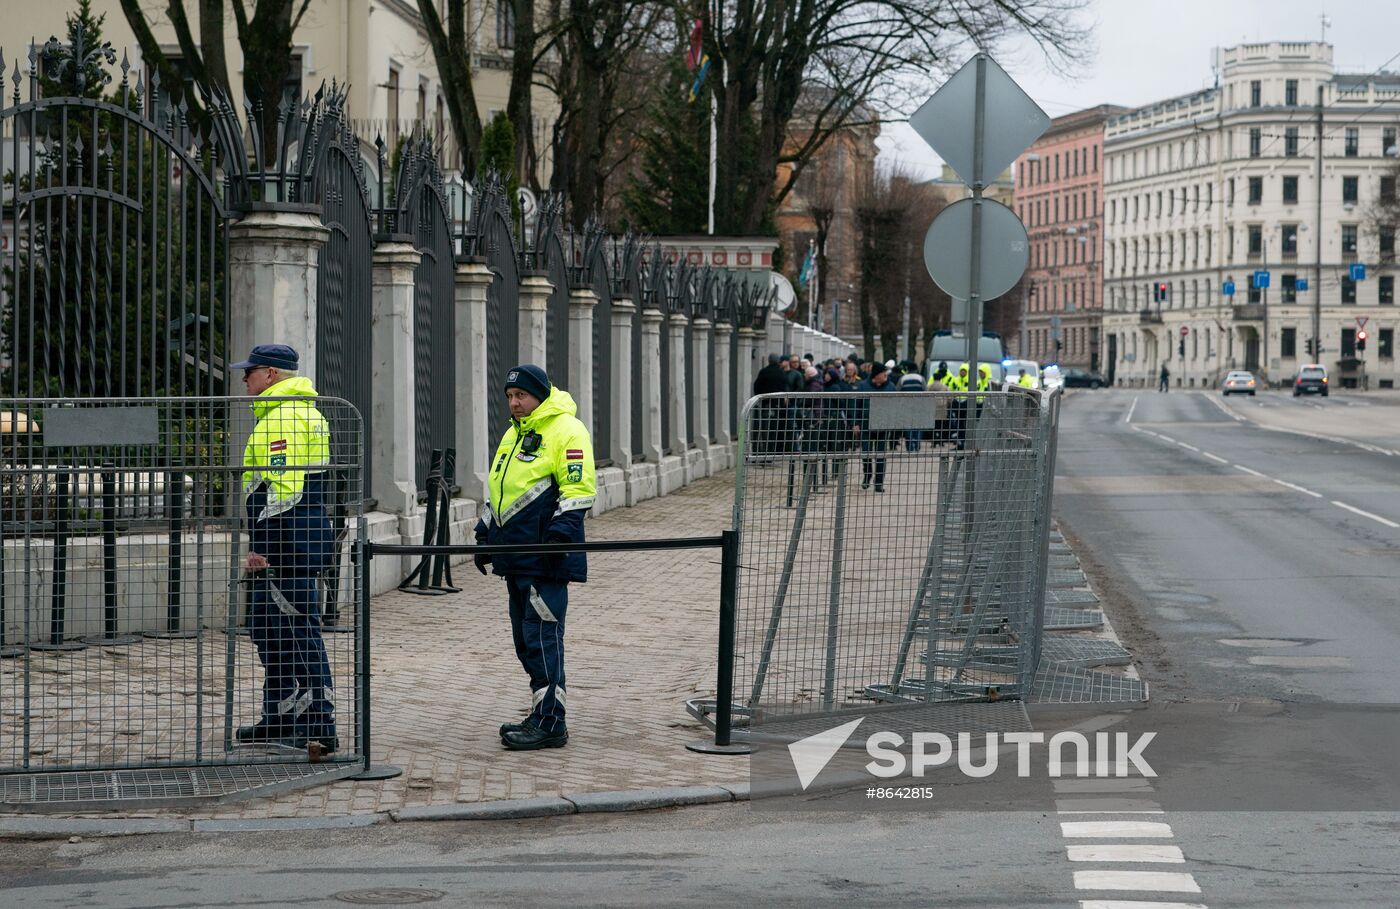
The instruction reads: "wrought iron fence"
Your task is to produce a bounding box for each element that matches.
[3,40,233,401]
[584,223,613,464]
[473,176,520,439]
[732,388,1059,721]
[0,396,364,785]
[539,206,571,391]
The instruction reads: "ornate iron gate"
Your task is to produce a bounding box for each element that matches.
[540,214,571,391]
[475,178,519,438]
[395,139,456,493]
[2,39,232,400]
[309,89,375,497]
[585,226,613,463]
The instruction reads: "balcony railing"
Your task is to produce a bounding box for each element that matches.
[1138,309,1163,325]
[1232,303,1265,321]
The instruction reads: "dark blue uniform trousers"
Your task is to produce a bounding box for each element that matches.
[247,568,334,736]
[506,575,568,733]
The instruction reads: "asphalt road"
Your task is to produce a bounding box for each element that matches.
[9,388,1400,908]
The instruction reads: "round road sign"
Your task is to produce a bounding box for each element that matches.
[922,198,1028,301]
[1179,325,1189,337]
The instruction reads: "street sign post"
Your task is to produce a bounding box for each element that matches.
[1350,263,1367,281]
[910,53,1049,377]
[1357,316,1369,329]
[1297,278,1309,292]
[1222,280,1236,297]
[1179,325,1190,337]
[1253,270,1271,289]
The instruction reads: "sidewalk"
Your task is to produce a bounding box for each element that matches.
[181,470,741,821]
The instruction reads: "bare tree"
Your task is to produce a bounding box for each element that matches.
[800,153,840,325]
[120,0,311,151]
[705,0,1090,235]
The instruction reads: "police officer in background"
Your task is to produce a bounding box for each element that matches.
[474,364,596,751]
[233,344,337,753]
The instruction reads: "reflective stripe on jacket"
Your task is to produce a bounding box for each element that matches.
[241,376,333,570]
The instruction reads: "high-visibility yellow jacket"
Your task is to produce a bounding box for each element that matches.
[475,387,596,582]
[241,375,332,568]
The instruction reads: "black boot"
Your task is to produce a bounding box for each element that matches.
[236,717,290,744]
[501,724,568,751]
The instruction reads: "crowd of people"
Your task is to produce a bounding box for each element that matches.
[749,352,987,491]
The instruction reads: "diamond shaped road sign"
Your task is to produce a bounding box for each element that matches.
[909,54,1050,186]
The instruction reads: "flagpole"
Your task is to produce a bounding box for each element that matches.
[707,3,720,236]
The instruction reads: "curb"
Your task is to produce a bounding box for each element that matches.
[0,782,752,838]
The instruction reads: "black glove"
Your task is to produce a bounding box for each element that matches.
[474,553,491,575]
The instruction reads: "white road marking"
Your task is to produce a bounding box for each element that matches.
[1079,902,1207,909]
[1074,871,1202,894]
[1233,464,1267,478]
[1067,844,1185,864]
[1331,500,1400,528]
[1258,424,1400,457]
[1061,821,1176,839]
[1155,433,1177,444]
[1176,442,1200,452]
[1057,799,1163,813]
[1201,452,1229,464]
[1272,478,1322,498]
[1125,396,1139,424]
[1201,392,1246,422]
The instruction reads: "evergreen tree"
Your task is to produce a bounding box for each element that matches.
[621,61,710,235]
[479,111,520,222]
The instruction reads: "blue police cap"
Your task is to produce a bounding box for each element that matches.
[230,344,299,371]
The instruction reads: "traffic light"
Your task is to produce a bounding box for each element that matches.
[1178,339,1186,357]
[1358,329,1368,352]
[1305,337,1316,357]
[1159,282,1169,303]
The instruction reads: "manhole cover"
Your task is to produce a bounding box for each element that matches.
[334,889,445,905]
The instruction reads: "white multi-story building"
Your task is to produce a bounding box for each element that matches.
[1102,41,1400,390]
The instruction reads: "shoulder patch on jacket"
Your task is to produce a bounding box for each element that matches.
[269,439,288,453]
[566,449,584,460]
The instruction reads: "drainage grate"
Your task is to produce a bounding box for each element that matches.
[1040,635,1132,668]
[0,761,361,812]
[1030,660,1147,704]
[335,889,445,905]
[1046,588,1101,607]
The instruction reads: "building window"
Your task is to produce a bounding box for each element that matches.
[1282,224,1298,257]
[1382,328,1395,358]
[417,81,427,122]
[387,66,400,144]
[1387,128,1398,156]
[1382,275,1396,304]
[1343,176,1359,205]
[1282,176,1298,205]
[1342,327,1356,356]
[1286,79,1298,105]
[1382,226,1396,261]
[1342,276,1357,304]
[1282,274,1297,303]
[1249,128,1262,157]
[1248,224,1263,257]
[1250,80,1261,107]
[1285,127,1299,157]
[1281,327,1296,358]
[497,0,515,47]
[1383,176,1397,203]
[1345,127,1358,157]
[1248,176,1263,204]
[1343,224,1358,257]
[1248,282,1261,304]
[1228,179,1236,204]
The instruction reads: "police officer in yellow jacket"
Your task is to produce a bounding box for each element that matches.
[474,364,595,751]
[232,344,337,753]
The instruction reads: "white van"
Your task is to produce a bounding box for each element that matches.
[925,333,1007,385]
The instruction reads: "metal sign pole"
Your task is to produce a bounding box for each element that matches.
[965,54,987,443]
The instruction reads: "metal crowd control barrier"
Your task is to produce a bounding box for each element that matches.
[0,397,368,810]
[367,531,752,756]
[709,388,1060,733]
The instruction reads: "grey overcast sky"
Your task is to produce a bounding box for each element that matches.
[876,0,1400,178]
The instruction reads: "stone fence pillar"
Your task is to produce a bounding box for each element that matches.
[370,241,422,517]
[518,273,552,367]
[455,257,492,498]
[568,287,598,433]
[227,207,328,380]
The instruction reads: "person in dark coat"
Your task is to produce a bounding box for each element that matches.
[855,362,896,491]
[752,354,788,458]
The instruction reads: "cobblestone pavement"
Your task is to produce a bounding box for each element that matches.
[192,471,740,819]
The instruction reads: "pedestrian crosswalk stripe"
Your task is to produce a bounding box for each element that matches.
[1067,844,1185,863]
[1061,821,1175,838]
[1079,902,1207,909]
[1074,870,1201,893]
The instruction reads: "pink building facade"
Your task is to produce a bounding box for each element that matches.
[1013,105,1126,371]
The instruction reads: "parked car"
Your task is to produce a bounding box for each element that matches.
[1041,364,1063,390]
[1293,364,1329,397]
[1222,370,1258,396]
[1060,367,1107,388]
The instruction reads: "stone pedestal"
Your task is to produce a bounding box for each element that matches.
[519,273,552,367]
[568,287,598,434]
[631,307,666,504]
[689,317,712,480]
[609,298,636,470]
[369,241,422,522]
[227,208,329,380]
[712,321,734,470]
[663,312,690,494]
[455,258,493,499]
